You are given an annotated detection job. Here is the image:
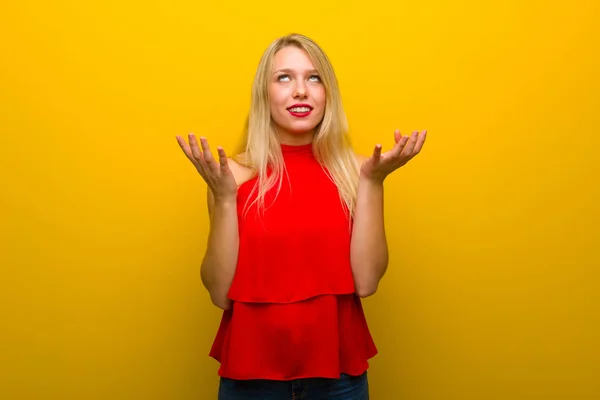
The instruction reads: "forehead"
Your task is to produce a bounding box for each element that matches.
[272,46,315,70]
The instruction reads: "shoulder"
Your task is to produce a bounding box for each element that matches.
[227,155,255,187]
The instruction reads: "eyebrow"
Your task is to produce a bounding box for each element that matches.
[273,68,319,75]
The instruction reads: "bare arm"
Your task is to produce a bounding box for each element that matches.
[201,175,239,310]
[350,129,427,297]
[350,156,389,298]
[176,134,249,310]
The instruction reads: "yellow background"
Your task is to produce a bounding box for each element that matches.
[1,1,599,399]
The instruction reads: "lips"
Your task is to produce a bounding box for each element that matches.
[287,103,313,117]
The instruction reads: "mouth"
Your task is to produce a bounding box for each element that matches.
[287,104,313,118]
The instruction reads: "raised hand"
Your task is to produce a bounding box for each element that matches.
[175,134,237,202]
[360,129,427,183]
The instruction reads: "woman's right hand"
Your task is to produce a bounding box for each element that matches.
[176,134,238,202]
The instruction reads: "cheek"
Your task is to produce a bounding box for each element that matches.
[315,88,327,116]
[269,88,288,111]
[315,87,326,106]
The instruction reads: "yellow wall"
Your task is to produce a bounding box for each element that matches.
[1,1,598,399]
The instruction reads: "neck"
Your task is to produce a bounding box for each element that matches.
[276,130,315,146]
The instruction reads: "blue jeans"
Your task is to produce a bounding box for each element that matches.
[218,372,369,400]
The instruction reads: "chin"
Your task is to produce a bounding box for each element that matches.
[288,127,318,136]
[289,120,322,134]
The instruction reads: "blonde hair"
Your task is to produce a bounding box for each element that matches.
[234,33,359,219]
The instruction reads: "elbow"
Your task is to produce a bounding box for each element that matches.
[202,273,233,311]
[355,282,379,298]
[201,263,233,311]
[210,293,232,311]
[354,270,383,297]
[353,260,388,298]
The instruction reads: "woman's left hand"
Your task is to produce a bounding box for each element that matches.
[360,129,427,183]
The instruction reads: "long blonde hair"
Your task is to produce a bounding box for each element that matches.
[235,33,360,219]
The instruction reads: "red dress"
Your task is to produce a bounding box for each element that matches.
[208,142,378,380]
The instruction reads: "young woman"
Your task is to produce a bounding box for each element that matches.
[176,33,426,400]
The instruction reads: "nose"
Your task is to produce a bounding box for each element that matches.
[293,82,307,99]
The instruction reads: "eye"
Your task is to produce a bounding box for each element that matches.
[308,75,321,82]
[277,74,291,82]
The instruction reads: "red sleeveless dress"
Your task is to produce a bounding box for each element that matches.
[208,143,378,380]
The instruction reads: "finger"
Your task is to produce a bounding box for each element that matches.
[188,134,204,161]
[176,135,198,164]
[372,144,382,164]
[189,134,210,174]
[200,137,218,167]
[412,129,427,153]
[217,147,229,171]
[392,135,409,156]
[394,129,402,144]
[401,131,420,156]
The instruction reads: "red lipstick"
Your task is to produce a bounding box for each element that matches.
[287,103,313,118]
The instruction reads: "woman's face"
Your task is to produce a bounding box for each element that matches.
[268,46,326,144]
